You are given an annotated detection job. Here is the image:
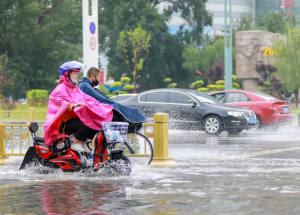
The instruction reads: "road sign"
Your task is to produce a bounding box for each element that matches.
[89,37,96,50]
[89,22,96,34]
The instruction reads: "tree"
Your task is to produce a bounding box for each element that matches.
[98,0,212,91]
[0,53,9,95]
[273,27,300,106]
[257,11,297,34]
[118,26,151,93]
[0,0,82,99]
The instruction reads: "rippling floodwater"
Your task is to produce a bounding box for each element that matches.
[2,124,300,214]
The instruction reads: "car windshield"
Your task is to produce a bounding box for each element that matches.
[252,92,278,101]
[187,91,219,104]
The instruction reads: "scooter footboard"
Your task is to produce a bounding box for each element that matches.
[19,146,38,170]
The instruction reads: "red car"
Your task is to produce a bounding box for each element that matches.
[210,90,293,128]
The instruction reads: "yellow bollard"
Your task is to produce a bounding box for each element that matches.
[29,107,34,122]
[150,113,177,167]
[0,122,4,164]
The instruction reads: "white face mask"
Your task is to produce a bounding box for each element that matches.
[71,79,77,84]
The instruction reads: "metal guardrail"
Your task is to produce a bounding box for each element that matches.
[0,122,155,163]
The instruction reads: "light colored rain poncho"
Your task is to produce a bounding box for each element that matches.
[44,61,113,146]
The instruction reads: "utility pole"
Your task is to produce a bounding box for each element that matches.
[224,0,233,90]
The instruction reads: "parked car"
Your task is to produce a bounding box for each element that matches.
[209,90,293,128]
[110,94,136,101]
[119,88,257,135]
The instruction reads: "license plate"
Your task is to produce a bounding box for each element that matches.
[249,118,256,124]
[283,107,289,112]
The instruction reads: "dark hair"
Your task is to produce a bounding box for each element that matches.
[87,67,100,78]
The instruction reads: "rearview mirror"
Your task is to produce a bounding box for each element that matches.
[188,100,197,107]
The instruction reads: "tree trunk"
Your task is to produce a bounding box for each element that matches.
[133,75,136,94]
[296,90,299,108]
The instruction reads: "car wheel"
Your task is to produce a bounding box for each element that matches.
[204,115,222,135]
[256,116,263,129]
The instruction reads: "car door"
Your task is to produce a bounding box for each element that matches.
[138,91,169,121]
[168,91,201,129]
[224,92,252,109]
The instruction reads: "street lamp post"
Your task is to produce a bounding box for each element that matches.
[224,0,233,90]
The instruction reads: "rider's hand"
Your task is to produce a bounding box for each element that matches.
[77,102,85,106]
[68,103,76,111]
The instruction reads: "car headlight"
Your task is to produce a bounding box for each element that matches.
[227,111,242,117]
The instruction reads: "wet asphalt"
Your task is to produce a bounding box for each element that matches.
[1,125,300,214]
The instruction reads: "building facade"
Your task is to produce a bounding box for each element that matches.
[206,0,255,35]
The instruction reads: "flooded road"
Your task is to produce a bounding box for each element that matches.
[1,125,300,214]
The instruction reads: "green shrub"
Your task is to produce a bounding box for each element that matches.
[121,77,131,83]
[215,80,225,86]
[107,94,115,98]
[167,83,177,88]
[98,85,109,96]
[232,83,240,89]
[263,81,271,87]
[207,85,218,90]
[259,86,266,92]
[110,81,123,87]
[232,75,237,81]
[123,85,134,90]
[27,89,49,107]
[217,85,225,91]
[192,80,204,88]
[197,88,208,92]
[164,78,172,83]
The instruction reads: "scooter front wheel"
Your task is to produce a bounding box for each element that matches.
[105,153,131,176]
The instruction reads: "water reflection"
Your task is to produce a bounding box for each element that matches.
[0,180,125,214]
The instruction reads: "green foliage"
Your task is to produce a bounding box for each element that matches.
[257,11,297,34]
[232,83,240,89]
[107,94,115,98]
[167,83,177,88]
[0,0,82,99]
[263,81,271,87]
[121,77,131,83]
[98,85,110,96]
[232,75,237,82]
[259,86,267,92]
[207,85,218,90]
[215,80,225,86]
[217,85,225,91]
[99,0,212,91]
[123,85,134,90]
[27,89,49,107]
[164,78,172,83]
[110,81,123,88]
[273,27,300,105]
[118,25,151,92]
[197,88,208,92]
[192,80,204,88]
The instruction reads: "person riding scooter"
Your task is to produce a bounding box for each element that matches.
[44,61,113,153]
[78,67,145,130]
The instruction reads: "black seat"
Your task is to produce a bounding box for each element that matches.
[33,136,44,143]
[29,122,39,133]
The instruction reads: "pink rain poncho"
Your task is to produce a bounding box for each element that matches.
[44,75,113,146]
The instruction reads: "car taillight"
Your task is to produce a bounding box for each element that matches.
[266,104,278,110]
